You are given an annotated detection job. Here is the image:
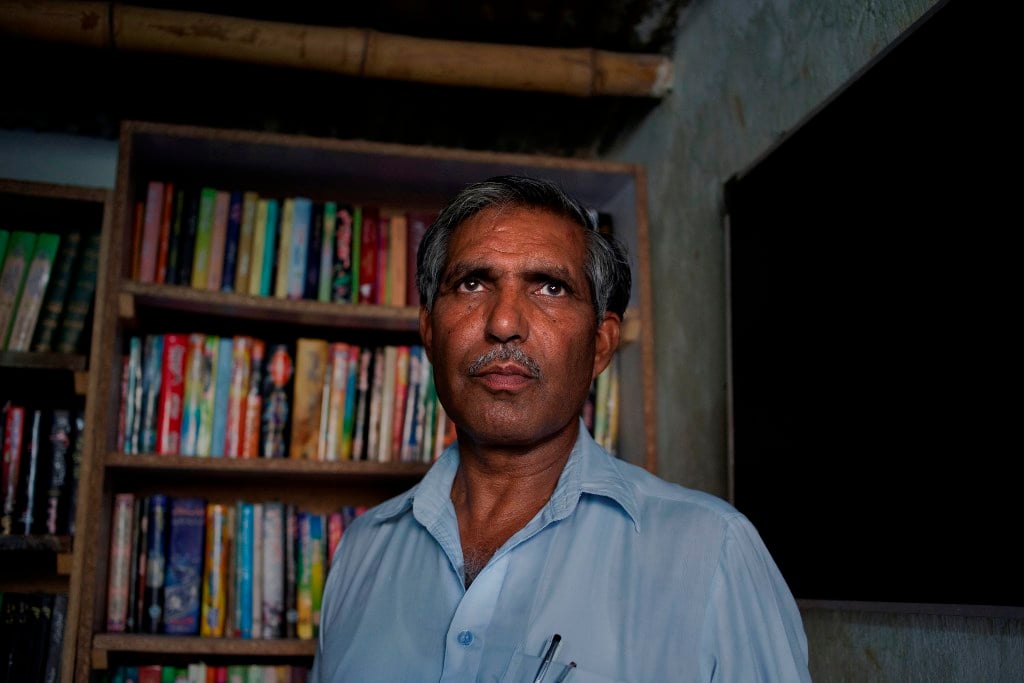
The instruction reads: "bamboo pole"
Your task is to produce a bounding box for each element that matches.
[0,1,674,98]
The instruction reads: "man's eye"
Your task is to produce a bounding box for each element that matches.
[540,282,565,296]
[457,278,482,292]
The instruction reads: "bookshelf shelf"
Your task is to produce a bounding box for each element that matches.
[72,121,655,681]
[0,350,88,370]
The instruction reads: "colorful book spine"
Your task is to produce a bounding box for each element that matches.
[155,181,175,284]
[236,501,254,638]
[205,189,229,290]
[340,344,361,461]
[349,347,373,461]
[30,228,80,352]
[261,501,285,638]
[106,492,136,633]
[138,180,165,283]
[190,187,218,290]
[274,198,294,299]
[5,232,59,351]
[241,339,265,459]
[318,201,336,302]
[224,336,252,458]
[175,187,200,286]
[258,198,279,298]
[284,503,298,638]
[289,338,328,460]
[331,204,356,304]
[323,342,351,462]
[250,501,263,638]
[195,335,220,456]
[295,511,313,639]
[327,510,343,567]
[209,336,234,457]
[357,206,379,304]
[142,494,169,634]
[18,409,45,534]
[286,197,312,299]
[179,334,206,456]
[156,333,188,455]
[53,228,100,354]
[0,230,37,349]
[163,496,206,635]
[247,199,269,296]
[221,190,244,292]
[129,495,146,633]
[123,336,143,454]
[260,342,294,459]
[139,334,164,454]
[200,503,229,636]
[309,513,325,637]
[303,200,323,300]
[234,191,259,293]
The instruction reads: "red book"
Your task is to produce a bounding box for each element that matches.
[357,206,379,304]
[241,339,265,458]
[156,333,188,455]
[155,181,175,284]
[1,403,26,534]
[138,180,165,283]
[224,336,252,458]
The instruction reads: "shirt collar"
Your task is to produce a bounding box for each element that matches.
[374,420,641,532]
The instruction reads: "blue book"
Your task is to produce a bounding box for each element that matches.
[209,336,234,457]
[221,191,244,291]
[286,197,312,299]
[259,198,279,297]
[163,497,206,635]
[142,494,169,633]
[236,501,254,638]
[140,334,164,453]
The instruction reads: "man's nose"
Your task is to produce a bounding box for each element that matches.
[484,288,527,344]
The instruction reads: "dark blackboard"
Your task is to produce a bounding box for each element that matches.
[726,0,1020,612]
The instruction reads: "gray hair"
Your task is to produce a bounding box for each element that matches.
[416,175,631,322]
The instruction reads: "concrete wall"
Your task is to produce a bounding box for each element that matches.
[610,0,1024,679]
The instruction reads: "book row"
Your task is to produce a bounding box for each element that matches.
[104,663,309,683]
[0,227,100,353]
[0,591,68,683]
[582,354,621,455]
[119,334,457,463]
[132,180,437,307]
[106,493,367,640]
[0,404,83,537]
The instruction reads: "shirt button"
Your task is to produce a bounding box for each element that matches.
[457,630,474,646]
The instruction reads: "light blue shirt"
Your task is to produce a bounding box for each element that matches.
[312,425,810,682]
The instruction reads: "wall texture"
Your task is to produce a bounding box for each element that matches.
[610,0,1024,679]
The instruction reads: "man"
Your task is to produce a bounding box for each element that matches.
[312,176,811,682]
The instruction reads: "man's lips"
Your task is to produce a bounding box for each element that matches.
[470,362,538,390]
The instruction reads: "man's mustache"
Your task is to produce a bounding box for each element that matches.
[467,345,542,378]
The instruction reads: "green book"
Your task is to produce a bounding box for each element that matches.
[0,230,38,349]
[31,229,81,352]
[54,229,101,354]
[6,232,60,351]
[0,229,9,266]
[190,187,218,289]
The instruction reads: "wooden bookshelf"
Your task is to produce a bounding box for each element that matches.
[72,120,656,681]
[0,178,110,683]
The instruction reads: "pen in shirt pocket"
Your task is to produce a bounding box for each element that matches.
[534,634,576,683]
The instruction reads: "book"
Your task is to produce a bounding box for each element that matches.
[174,186,201,286]
[322,342,351,462]
[106,492,136,632]
[241,339,265,459]
[142,494,169,634]
[250,501,263,638]
[236,501,254,638]
[376,345,398,462]
[138,180,165,283]
[156,333,188,455]
[2,404,26,535]
[331,204,357,304]
[54,227,101,354]
[375,213,390,306]
[261,501,285,638]
[387,212,407,307]
[287,196,312,299]
[405,211,434,307]
[340,344,361,461]
[0,230,37,350]
[349,347,373,461]
[209,336,234,457]
[234,191,259,293]
[18,409,51,535]
[284,503,298,638]
[44,409,72,535]
[257,198,280,298]
[42,592,68,683]
[66,410,85,535]
[260,342,295,459]
[5,231,59,351]
[390,345,411,461]
[155,181,175,284]
[295,511,313,639]
[30,228,81,352]
[206,190,231,291]
[365,346,386,462]
[123,335,143,454]
[356,206,379,304]
[308,513,325,637]
[128,495,147,632]
[164,186,187,286]
[327,510,343,566]
[200,502,229,637]
[130,200,144,279]
[190,187,218,290]
[139,334,164,453]
[317,201,336,302]
[0,229,7,264]
[224,336,252,459]
[303,200,323,300]
[273,198,294,299]
[221,190,244,292]
[289,338,328,460]
[163,496,206,635]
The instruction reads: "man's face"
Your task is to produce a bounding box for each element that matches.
[420,205,620,450]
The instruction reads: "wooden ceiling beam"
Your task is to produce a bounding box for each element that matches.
[0,1,674,98]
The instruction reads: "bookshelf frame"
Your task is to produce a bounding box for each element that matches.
[72,120,656,680]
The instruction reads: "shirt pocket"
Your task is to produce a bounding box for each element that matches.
[500,651,626,683]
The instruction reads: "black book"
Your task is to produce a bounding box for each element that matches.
[164,186,187,286]
[221,190,244,292]
[42,592,67,683]
[303,201,324,300]
[260,341,295,459]
[45,409,72,535]
[175,186,200,287]
[65,411,85,537]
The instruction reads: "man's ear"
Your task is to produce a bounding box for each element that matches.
[592,312,621,380]
[419,307,433,363]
